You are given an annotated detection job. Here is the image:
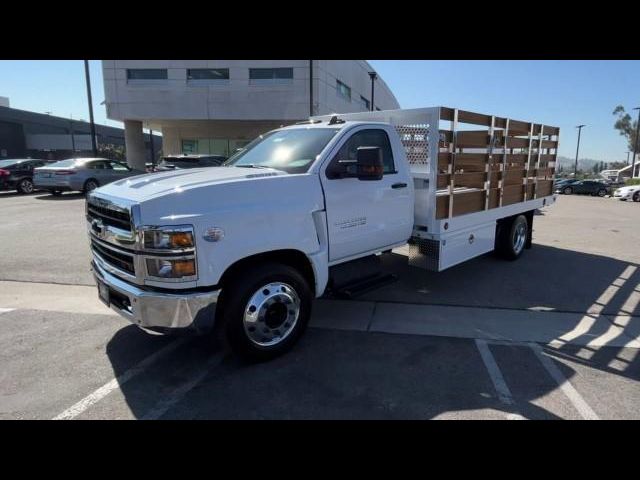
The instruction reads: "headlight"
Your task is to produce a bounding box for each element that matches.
[146,258,196,279]
[143,227,194,250]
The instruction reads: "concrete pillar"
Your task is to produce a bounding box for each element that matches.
[124,120,146,171]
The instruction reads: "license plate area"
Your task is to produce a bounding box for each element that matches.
[97,279,110,306]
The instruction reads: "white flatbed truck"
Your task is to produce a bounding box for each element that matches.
[87,106,559,360]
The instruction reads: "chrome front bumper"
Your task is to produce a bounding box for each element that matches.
[91,258,220,334]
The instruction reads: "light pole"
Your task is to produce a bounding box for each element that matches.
[626,151,631,165]
[84,60,98,157]
[368,71,377,111]
[309,60,314,117]
[70,118,76,157]
[632,107,640,178]
[574,124,586,177]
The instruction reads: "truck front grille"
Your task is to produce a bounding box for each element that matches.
[91,239,135,275]
[87,202,131,231]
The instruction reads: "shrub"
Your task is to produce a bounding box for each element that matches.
[625,178,640,186]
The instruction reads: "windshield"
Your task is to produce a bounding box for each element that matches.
[224,128,339,174]
[0,160,22,168]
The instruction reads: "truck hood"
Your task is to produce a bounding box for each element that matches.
[95,166,287,202]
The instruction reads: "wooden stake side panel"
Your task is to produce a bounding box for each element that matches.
[436,107,558,220]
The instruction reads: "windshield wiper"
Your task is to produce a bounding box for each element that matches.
[235,164,271,169]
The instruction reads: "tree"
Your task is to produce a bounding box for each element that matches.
[613,105,639,152]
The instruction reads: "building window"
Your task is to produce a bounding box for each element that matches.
[249,68,293,85]
[336,80,351,101]
[126,69,168,83]
[182,139,198,154]
[187,68,230,85]
[359,95,370,111]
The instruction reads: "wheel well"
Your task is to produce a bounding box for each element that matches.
[218,249,316,293]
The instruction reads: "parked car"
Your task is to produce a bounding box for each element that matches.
[613,184,640,202]
[0,158,53,194]
[554,178,579,189]
[153,154,227,171]
[33,158,143,195]
[555,180,610,196]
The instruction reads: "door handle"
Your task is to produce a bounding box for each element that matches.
[391,182,408,189]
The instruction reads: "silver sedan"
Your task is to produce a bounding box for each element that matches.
[33,158,143,195]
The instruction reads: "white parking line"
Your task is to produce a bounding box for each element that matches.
[53,338,188,420]
[475,339,526,420]
[528,342,600,420]
[140,352,224,420]
[0,308,15,315]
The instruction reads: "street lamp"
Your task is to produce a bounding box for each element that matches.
[574,124,586,177]
[632,107,640,178]
[368,71,377,112]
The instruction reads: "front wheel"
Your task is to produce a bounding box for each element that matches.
[597,189,606,197]
[633,192,640,202]
[563,187,573,195]
[217,263,312,362]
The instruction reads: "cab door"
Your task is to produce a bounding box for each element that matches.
[320,126,414,263]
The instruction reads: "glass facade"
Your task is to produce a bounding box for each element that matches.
[181,138,251,157]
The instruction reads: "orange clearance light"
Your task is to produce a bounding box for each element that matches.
[173,260,196,277]
[169,232,194,248]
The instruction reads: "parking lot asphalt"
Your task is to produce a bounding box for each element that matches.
[0,190,638,419]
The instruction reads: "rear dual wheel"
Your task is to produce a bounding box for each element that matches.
[496,214,529,261]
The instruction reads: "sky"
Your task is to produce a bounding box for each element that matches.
[0,60,638,162]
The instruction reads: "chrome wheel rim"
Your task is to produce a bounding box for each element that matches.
[513,222,527,255]
[243,282,300,347]
[21,179,33,193]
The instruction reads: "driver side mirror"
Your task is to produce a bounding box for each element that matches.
[356,146,383,181]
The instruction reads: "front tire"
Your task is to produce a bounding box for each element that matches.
[633,192,640,202]
[597,189,606,197]
[217,262,312,362]
[17,178,34,194]
[563,186,573,195]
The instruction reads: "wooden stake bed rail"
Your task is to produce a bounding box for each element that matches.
[435,107,559,220]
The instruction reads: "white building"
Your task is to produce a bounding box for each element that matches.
[102,60,400,169]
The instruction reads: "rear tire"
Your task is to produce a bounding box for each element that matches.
[83,179,99,194]
[17,178,34,194]
[216,262,312,362]
[633,192,640,202]
[497,215,528,261]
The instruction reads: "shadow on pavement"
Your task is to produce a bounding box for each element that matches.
[105,244,639,419]
[34,192,85,201]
